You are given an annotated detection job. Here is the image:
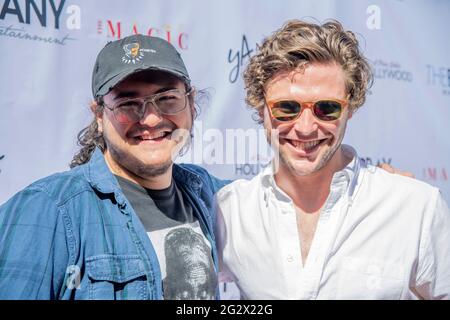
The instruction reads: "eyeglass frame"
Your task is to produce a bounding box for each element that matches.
[265,98,349,123]
[102,88,193,124]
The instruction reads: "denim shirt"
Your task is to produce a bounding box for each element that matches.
[0,148,228,299]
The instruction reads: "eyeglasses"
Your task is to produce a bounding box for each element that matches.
[266,99,348,122]
[104,89,192,124]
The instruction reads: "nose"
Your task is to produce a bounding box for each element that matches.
[139,101,163,126]
[293,108,319,136]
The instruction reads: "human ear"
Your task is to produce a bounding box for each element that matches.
[90,100,104,133]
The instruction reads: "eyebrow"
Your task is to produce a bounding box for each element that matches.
[113,86,178,100]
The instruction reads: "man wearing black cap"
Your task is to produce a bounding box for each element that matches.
[0,35,225,300]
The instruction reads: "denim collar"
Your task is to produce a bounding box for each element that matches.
[173,163,203,196]
[84,148,121,195]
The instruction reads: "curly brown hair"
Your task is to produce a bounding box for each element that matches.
[244,19,373,123]
[69,99,106,168]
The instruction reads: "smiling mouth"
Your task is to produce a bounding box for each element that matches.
[285,138,329,153]
[132,130,172,143]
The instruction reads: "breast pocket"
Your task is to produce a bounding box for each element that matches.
[86,254,149,300]
[335,256,405,300]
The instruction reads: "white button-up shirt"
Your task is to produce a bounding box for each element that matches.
[215,146,450,299]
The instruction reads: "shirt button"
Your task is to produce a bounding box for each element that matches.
[287,255,294,262]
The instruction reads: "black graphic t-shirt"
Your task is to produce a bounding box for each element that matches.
[115,175,217,300]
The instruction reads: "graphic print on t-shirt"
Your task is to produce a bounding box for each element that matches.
[148,223,217,300]
[115,175,217,299]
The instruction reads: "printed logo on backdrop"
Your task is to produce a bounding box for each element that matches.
[422,167,448,183]
[234,155,271,177]
[373,59,413,83]
[228,34,256,83]
[426,65,450,97]
[0,0,81,45]
[97,19,189,51]
[362,156,392,167]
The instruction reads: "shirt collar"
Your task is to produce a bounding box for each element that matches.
[173,164,203,196]
[330,144,359,197]
[261,144,361,202]
[85,147,122,195]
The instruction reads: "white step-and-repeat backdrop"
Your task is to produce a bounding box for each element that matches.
[1,0,449,297]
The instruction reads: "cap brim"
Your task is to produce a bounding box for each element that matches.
[95,66,190,98]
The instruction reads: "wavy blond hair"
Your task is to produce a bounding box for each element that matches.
[244,19,373,122]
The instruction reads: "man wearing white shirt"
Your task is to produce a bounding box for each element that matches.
[215,19,450,299]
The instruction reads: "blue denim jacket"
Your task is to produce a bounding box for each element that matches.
[0,148,228,299]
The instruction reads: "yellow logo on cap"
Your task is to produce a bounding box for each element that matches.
[122,42,155,64]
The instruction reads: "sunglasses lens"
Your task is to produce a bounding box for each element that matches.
[271,101,301,121]
[314,100,342,121]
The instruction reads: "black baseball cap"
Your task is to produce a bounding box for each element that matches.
[92,34,191,98]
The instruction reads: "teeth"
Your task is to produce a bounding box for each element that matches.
[138,131,169,140]
[304,140,320,149]
[291,140,322,149]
